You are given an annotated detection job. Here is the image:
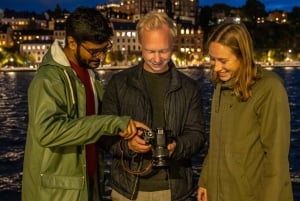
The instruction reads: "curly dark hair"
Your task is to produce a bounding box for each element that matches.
[65,7,112,45]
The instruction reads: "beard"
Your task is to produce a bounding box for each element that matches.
[75,48,101,69]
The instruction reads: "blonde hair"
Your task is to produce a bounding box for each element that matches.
[137,11,177,44]
[207,21,260,101]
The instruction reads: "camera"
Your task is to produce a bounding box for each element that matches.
[142,128,171,167]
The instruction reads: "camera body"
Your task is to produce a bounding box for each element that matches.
[142,128,171,167]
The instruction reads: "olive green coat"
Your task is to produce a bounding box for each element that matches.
[198,68,293,201]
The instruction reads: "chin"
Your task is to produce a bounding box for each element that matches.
[152,64,168,72]
[219,76,230,82]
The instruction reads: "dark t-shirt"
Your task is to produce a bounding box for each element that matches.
[139,68,171,191]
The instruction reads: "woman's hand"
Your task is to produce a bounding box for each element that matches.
[197,187,207,201]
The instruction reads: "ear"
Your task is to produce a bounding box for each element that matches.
[66,36,78,51]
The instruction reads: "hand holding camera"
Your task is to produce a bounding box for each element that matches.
[140,128,172,167]
[119,119,150,140]
[123,128,174,175]
[127,133,152,153]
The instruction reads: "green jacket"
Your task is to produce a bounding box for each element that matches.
[198,68,293,201]
[22,40,130,201]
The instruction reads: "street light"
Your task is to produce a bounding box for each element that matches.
[9,57,14,67]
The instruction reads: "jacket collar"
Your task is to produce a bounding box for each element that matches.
[214,79,235,113]
[51,39,70,66]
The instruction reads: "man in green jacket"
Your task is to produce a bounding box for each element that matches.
[21,7,148,201]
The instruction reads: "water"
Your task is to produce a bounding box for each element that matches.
[0,67,299,201]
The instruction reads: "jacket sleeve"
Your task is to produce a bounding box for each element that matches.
[100,74,133,157]
[258,76,292,201]
[28,67,130,148]
[170,85,207,161]
[198,151,209,188]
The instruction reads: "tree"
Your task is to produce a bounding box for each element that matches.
[288,6,300,25]
[197,6,212,31]
[241,0,267,22]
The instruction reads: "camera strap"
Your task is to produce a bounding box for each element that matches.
[119,140,154,175]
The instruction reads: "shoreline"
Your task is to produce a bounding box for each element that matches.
[1,63,300,72]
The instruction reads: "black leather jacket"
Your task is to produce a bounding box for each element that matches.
[101,61,206,201]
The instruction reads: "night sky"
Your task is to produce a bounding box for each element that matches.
[1,0,299,13]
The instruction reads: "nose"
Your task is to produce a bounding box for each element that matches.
[213,61,222,72]
[96,52,105,61]
[153,52,162,63]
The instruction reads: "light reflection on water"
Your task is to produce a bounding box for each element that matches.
[0,67,299,200]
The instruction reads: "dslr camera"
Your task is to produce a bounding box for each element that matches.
[142,128,172,167]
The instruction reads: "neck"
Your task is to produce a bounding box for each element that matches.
[63,47,79,66]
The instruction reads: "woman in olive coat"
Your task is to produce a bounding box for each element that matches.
[197,21,293,201]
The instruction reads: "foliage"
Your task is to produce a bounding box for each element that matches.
[241,0,267,22]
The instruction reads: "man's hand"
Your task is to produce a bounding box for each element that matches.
[118,119,150,140]
[128,133,152,153]
[167,141,176,156]
[197,187,207,201]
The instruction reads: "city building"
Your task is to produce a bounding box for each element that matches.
[176,22,203,66]
[1,17,47,30]
[267,10,287,23]
[15,29,53,64]
[0,24,13,48]
[111,20,138,52]
[1,0,204,66]
[117,0,199,24]
[20,40,52,64]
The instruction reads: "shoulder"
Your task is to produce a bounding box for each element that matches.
[175,69,199,87]
[107,65,140,88]
[253,68,288,103]
[34,65,64,82]
[111,65,139,79]
[257,68,285,90]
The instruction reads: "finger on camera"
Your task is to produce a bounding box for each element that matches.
[133,120,150,131]
[119,131,134,139]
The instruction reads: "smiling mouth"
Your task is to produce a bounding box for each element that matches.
[152,62,164,66]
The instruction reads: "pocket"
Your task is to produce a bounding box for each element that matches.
[41,174,84,190]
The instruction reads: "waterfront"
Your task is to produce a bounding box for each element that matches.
[0,67,299,200]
